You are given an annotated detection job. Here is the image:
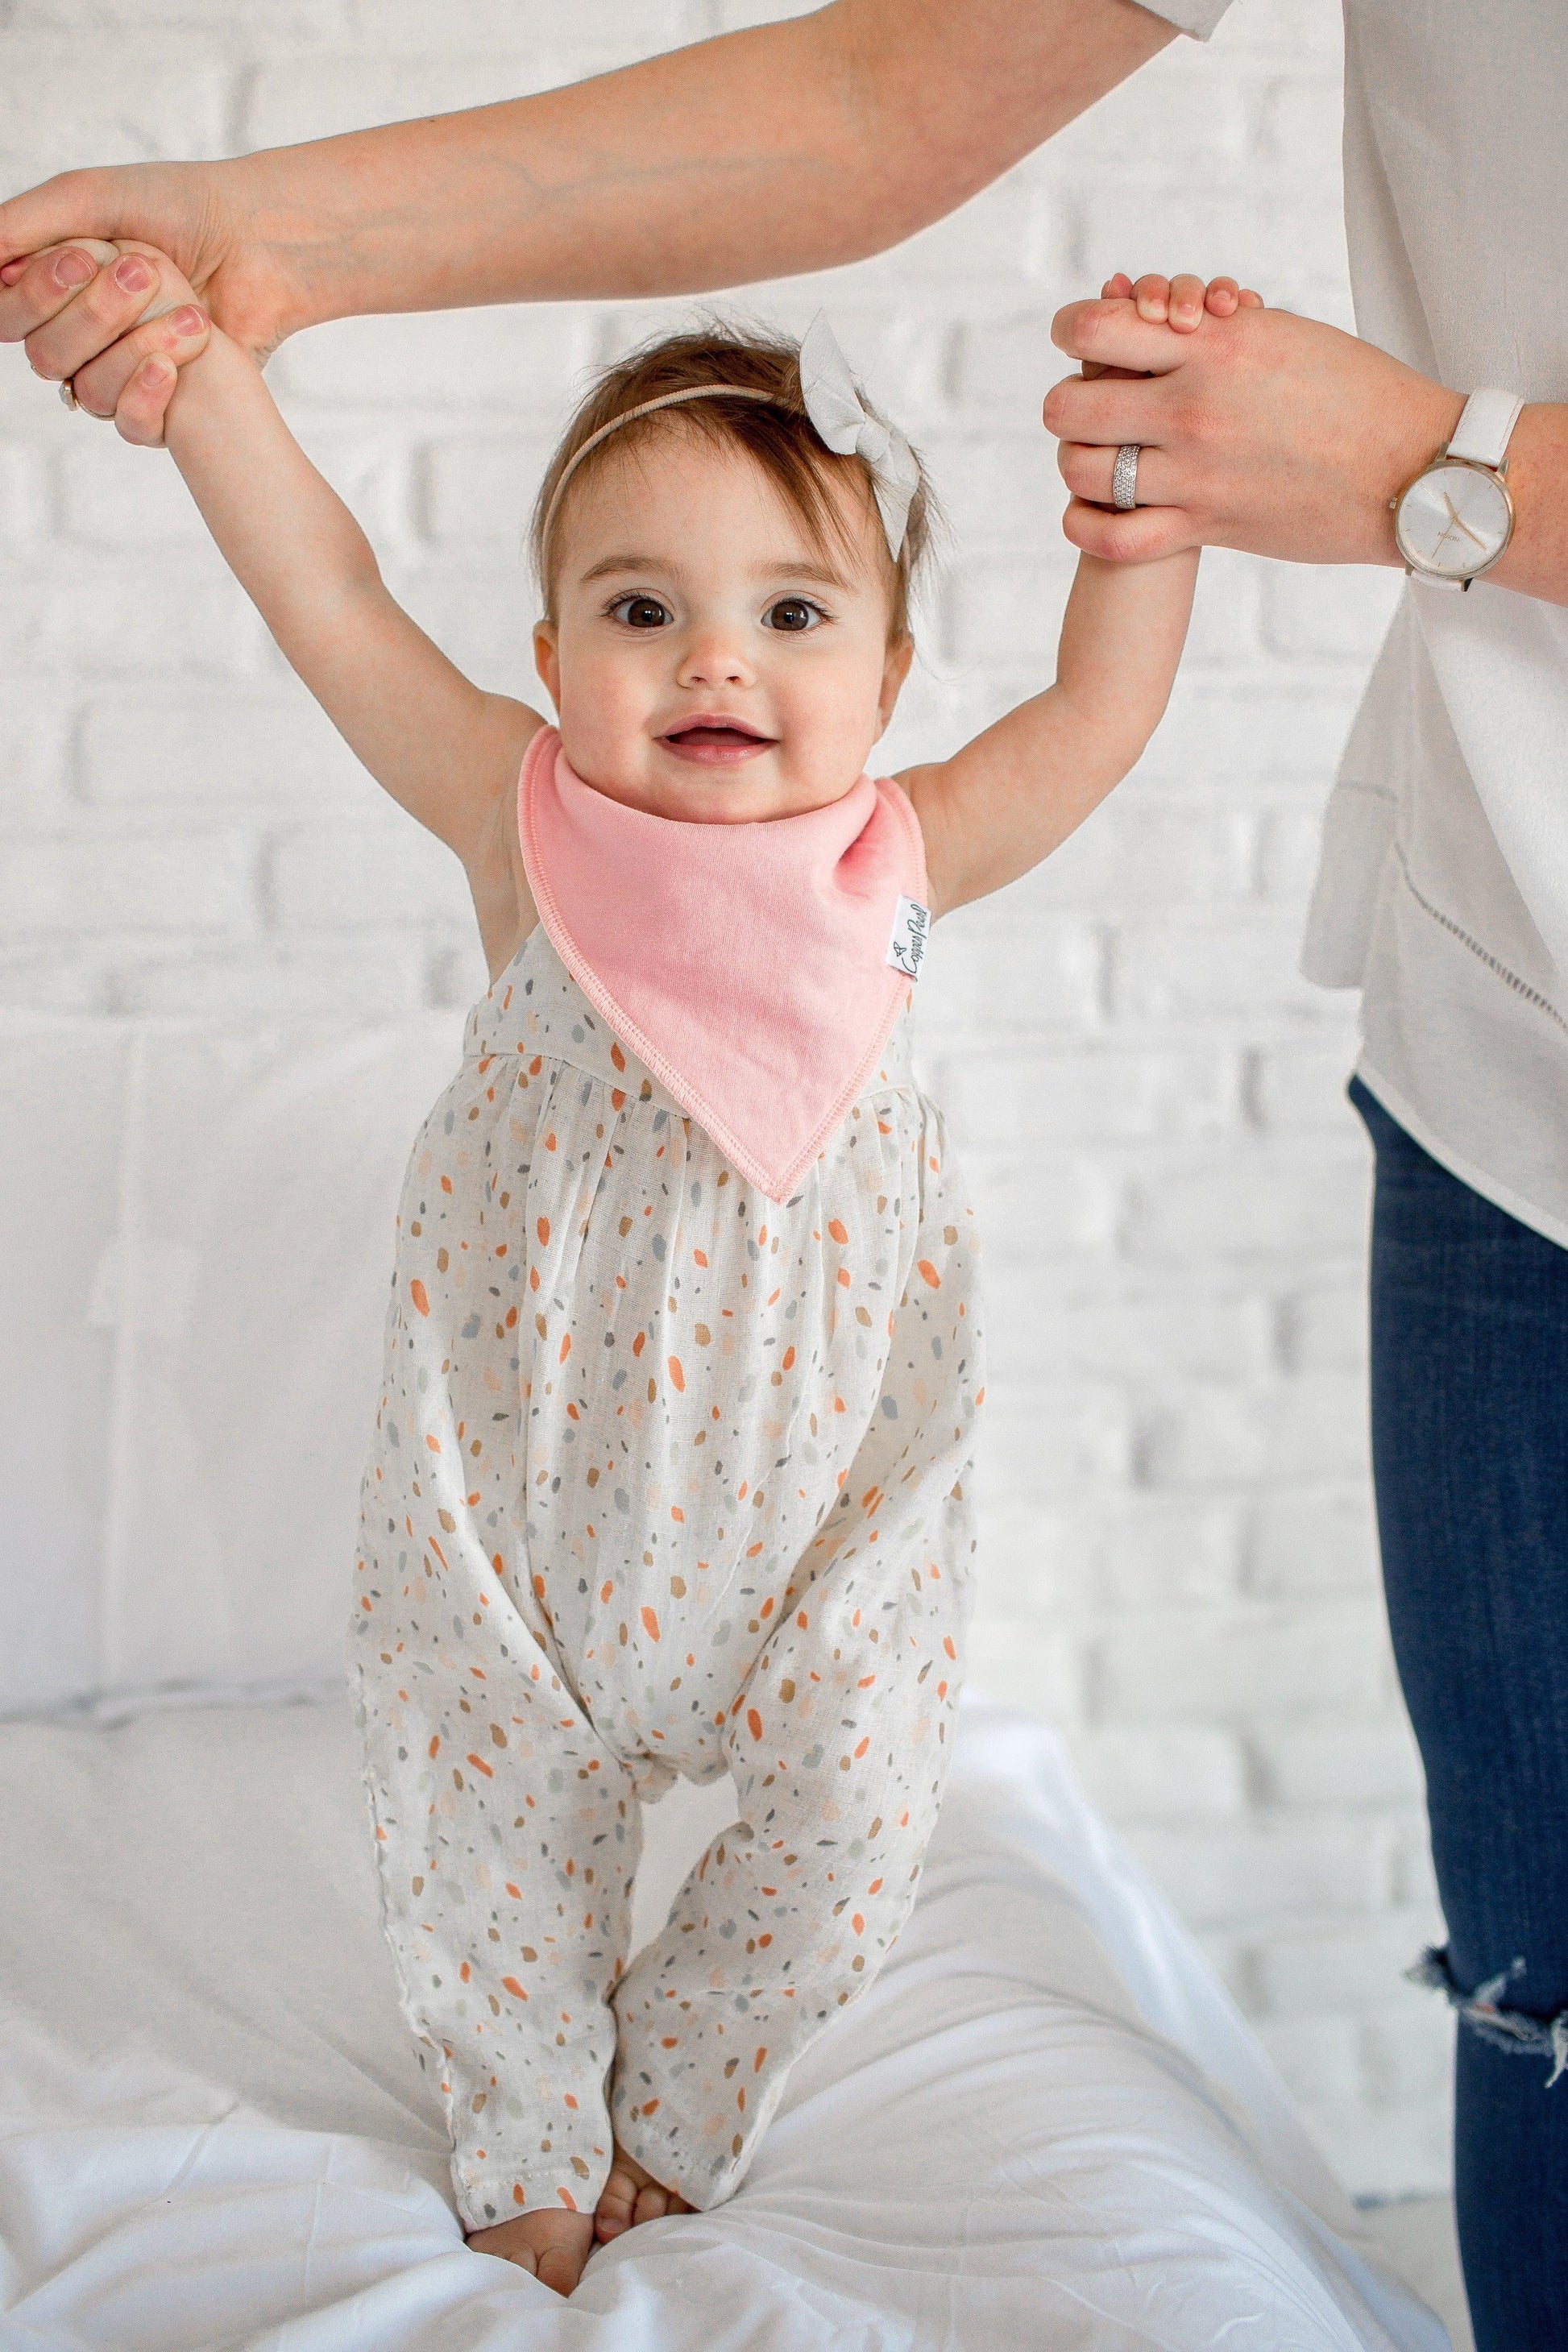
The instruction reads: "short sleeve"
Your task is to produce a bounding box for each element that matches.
[1136,0,1234,36]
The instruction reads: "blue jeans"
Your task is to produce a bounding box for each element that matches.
[1352,1077,1568,2352]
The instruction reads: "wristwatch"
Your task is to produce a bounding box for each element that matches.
[1391,388,1524,590]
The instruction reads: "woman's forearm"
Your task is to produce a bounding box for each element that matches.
[1,0,1172,361]
[223,0,1171,332]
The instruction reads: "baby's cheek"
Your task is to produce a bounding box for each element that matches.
[554,657,655,788]
[773,663,887,801]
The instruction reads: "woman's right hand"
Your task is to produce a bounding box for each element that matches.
[0,160,285,444]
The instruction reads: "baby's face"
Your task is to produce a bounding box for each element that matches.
[534,427,911,822]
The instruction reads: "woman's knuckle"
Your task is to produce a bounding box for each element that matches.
[1168,386,1214,446]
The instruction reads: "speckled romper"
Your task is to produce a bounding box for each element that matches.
[351,922,983,2228]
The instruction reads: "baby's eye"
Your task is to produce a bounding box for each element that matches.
[763,597,824,634]
[609,595,674,629]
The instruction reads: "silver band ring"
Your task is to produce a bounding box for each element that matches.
[60,378,80,413]
[1112,442,1140,511]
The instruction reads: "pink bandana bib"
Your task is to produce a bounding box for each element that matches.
[516,727,928,1201]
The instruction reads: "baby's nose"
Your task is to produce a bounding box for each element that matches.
[678,632,753,687]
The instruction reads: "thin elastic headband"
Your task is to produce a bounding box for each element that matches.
[537,383,779,562]
[537,317,919,570]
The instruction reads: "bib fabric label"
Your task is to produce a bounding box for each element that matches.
[886,895,930,982]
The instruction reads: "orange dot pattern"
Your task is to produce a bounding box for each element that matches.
[351,929,983,2227]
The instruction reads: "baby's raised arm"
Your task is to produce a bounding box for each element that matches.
[902,542,1198,918]
[118,251,541,964]
[902,284,1263,917]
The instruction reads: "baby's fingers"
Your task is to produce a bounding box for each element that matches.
[1126,272,1208,331]
[1097,272,1267,334]
[1130,272,1174,323]
[1166,273,1210,330]
[1199,276,1266,317]
[69,297,209,444]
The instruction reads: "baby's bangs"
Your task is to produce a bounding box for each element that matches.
[531,322,932,637]
[537,403,877,604]
[637,397,871,563]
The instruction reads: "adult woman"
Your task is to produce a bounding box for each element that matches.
[4,5,1565,2341]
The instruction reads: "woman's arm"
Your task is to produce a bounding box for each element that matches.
[0,0,1176,441]
[902,547,1198,919]
[1047,297,1568,608]
[159,323,541,964]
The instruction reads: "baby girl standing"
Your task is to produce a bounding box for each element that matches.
[76,263,1199,2294]
[361,722,981,2235]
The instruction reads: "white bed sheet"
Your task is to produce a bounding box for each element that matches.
[0,1694,1442,2351]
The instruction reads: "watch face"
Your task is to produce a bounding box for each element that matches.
[1395,458,1513,579]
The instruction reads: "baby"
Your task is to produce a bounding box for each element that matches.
[68,257,1197,2293]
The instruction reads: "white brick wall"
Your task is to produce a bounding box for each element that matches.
[0,0,1448,2197]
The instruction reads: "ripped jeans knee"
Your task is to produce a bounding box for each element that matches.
[1410,1948,1568,2085]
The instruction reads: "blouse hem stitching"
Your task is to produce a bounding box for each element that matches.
[1393,841,1567,1038]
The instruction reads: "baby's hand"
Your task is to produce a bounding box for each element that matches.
[1100,270,1265,334]
[10,238,208,444]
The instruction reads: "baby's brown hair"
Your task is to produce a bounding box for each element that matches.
[531,322,935,640]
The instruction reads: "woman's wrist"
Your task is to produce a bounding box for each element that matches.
[1479,403,1568,604]
[1364,392,1568,605]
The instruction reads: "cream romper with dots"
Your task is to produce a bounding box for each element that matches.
[351,920,984,2227]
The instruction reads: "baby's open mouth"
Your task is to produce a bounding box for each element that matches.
[660,720,777,763]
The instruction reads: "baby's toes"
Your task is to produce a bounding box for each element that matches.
[594,2171,637,2241]
[633,2179,677,2224]
[594,2141,689,2241]
[594,2147,647,2241]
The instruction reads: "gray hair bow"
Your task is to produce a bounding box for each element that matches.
[798,312,920,561]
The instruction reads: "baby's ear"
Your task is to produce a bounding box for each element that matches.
[532,621,561,716]
[877,633,914,732]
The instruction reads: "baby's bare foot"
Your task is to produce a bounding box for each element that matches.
[593,2139,692,2243]
[467,2206,595,2296]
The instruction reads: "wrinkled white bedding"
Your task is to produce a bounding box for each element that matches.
[0,1694,1443,2351]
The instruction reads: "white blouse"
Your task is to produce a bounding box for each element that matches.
[1152,0,1568,1246]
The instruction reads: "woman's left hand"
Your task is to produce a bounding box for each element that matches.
[1045,293,1462,569]
[6,236,210,444]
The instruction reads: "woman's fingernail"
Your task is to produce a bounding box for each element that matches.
[114,255,156,293]
[168,305,205,337]
[139,355,174,389]
[54,249,97,289]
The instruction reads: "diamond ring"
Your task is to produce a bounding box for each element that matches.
[1112,443,1140,511]
[59,379,81,413]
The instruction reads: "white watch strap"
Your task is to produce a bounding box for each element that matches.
[1447,388,1524,470]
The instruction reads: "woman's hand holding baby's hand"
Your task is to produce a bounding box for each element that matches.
[1046,266,1462,570]
[1,238,209,445]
